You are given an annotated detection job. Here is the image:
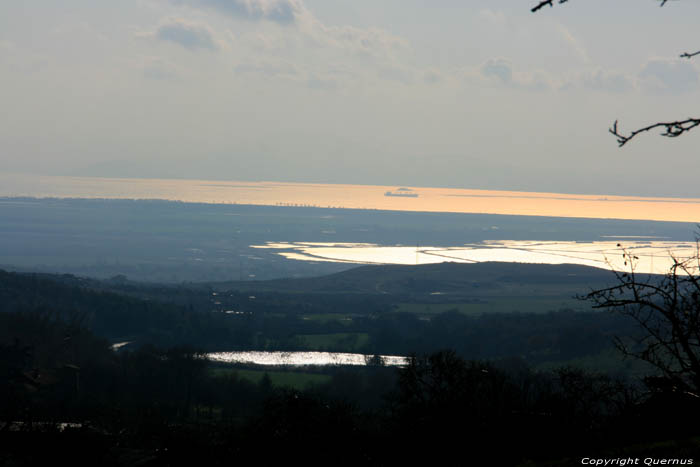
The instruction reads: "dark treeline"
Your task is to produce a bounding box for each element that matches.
[362,309,638,365]
[0,269,638,368]
[3,267,700,464]
[1,310,699,466]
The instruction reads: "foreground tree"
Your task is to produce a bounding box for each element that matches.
[532,0,700,146]
[585,248,700,397]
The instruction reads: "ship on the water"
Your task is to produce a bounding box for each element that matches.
[384,188,419,198]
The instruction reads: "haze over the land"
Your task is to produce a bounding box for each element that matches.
[2,0,699,196]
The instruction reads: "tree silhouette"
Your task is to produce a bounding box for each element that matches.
[532,2,700,394]
[532,0,700,146]
[530,0,569,13]
[584,247,700,398]
[532,0,674,13]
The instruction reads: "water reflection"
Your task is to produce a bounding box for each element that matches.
[2,173,699,222]
[110,341,132,351]
[252,240,700,275]
[207,351,409,367]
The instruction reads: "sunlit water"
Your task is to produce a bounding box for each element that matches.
[4,173,699,274]
[2,172,700,222]
[252,240,700,275]
[110,341,132,351]
[108,344,408,367]
[207,351,409,367]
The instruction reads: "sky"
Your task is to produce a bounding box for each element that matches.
[1,0,699,197]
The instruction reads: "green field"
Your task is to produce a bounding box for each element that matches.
[210,367,332,389]
[394,296,594,315]
[297,332,370,351]
[300,313,358,324]
[534,348,656,377]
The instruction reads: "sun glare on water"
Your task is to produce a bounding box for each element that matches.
[252,240,700,275]
[2,173,699,223]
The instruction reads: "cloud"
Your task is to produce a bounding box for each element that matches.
[141,56,180,80]
[234,59,299,78]
[639,58,699,94]
[376,63,415,85]
[423,69,442,85]
[245,32,290,52]
[458,57,563,91]
[556,25,589,64]
[171,0,408,60]
[153,19,219,50]
[469,58,693,95]
[476,9,507,28]
[313,24,409,60]
[477,58,551,91]
[164,0,413,88]
[169,0,305,25]
[307,72,337,90]
[580,69,635,93]
[481,58,512,83]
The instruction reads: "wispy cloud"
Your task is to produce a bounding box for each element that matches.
[580,69,634,93]
[307,23,409,60]
[156,19,219,50]
[639,58,699,94]
[556,25,589,64]
[463,56,700,96]
[140,56,180,80]
[136,18,220,51]
[234,59,299,78]
[473,58,552,91]
[169,0,305,25]
[481,58,513,83]
[169,0,408,61]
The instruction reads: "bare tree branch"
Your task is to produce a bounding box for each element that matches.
[680,50,700,59]
[531,0,697,145]
[609,119,700,147]
[585,246,700,396]
[531,0,569,13]
[532,0,673,13]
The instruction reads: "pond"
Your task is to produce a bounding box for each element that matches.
[207,351,409,367]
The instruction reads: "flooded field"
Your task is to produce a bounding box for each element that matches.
[3,174,699,281]
[252,240,700,275]
[207,351,409,367]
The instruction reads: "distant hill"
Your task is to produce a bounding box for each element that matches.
[0,265,647,365]
[0,269,201,344]
[210,261,619,297]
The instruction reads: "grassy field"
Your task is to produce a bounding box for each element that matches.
[533,348,656,377]
[300,313,358,324]
[210,367,332,389]
[393,296,594,315]
[296,332,370,351]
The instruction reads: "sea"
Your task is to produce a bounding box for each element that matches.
[2,172,699,275]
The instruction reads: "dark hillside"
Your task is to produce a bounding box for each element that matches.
[210,261,619,298]
[0,264,646,368]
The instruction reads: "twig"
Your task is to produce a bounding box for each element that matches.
[609,118,700,147]
[533,0,673,13]
[680,50,700,59]
[531,0,569,13]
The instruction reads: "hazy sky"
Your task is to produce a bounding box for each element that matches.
[1,0,699,196]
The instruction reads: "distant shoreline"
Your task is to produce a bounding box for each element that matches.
[1,173,699,223]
